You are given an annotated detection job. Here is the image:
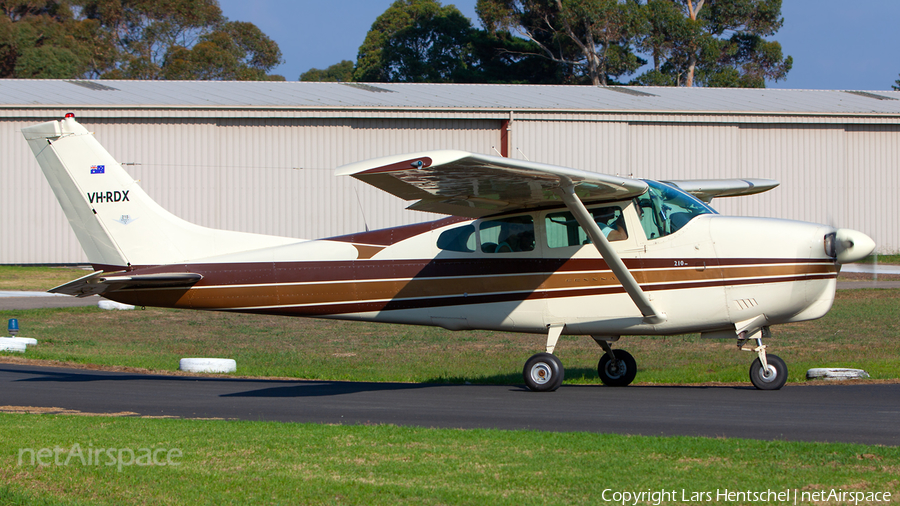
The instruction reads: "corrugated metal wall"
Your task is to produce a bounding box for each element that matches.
[2,112,898,264]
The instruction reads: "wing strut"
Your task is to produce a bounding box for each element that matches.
[554,183,666,325]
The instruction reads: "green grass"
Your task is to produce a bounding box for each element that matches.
[2,289,898,385]
[862,254,900,264]
[2,269,899,504]
[1,414,898,506]
[0,266,90,292]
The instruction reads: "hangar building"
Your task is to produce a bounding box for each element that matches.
[1,80,898,264]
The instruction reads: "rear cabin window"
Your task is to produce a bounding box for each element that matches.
[436,224,476,252]
[545,206,628,248]
[479,216,535,253]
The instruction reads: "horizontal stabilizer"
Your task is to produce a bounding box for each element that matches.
[337,150,648,218]
[662,179,779,203]
[50,271,202,297]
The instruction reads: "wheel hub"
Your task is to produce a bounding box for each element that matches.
[605,360,625,379]
[530,363,552,385]
[758,364,778,382]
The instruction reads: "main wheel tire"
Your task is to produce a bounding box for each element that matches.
[749,354,787,390]
[597,349,637,386]
[523,353,564,392]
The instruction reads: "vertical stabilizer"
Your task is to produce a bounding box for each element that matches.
[22,115,297,267]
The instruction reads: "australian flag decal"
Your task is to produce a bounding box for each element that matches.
[90,165,105,174]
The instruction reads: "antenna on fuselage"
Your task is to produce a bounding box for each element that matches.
[353,187,369,232]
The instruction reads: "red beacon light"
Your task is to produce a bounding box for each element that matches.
[65,112,75,118]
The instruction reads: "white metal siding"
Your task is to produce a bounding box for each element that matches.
[844,124,900,252]
[511,120,630,175]
[1,120,85,263]
[3,110,899,265]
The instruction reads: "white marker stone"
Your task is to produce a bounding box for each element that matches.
[0,339,27,352]
[179,358,237,374]
[806,368,870,380]
[5,337,37,346]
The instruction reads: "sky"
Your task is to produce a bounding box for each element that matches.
[218,0,900,91]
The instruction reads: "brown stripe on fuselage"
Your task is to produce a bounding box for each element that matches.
[115,257,834,287]
[212,273,838,318]
[327,216,467,246]
[105,258,837,314]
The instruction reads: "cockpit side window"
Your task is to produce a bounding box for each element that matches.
[635,180,716,240]
[437,224,476,252]
[479,215,535,253]
[545,206,628,248]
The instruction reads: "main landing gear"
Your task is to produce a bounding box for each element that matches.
[522,328,638,392]
[595,338,637,387]
[739,327,787,390]
[523,325,566,392]
[521,325,789,391]
[523,353,564,392]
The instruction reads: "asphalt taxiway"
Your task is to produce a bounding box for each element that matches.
[1,273,897,445]
[1,363,897,446]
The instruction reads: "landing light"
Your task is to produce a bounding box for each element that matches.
[824,233,836,258]
[8,318,18,337]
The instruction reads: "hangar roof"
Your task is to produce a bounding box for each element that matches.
[1,79,899,115]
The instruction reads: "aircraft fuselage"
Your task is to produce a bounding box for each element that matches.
[100,205,838,340]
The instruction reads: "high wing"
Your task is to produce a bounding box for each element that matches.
[336,150,648,218]
[50,270,203,297]
[338,150,666,324]
[662,178,779,203]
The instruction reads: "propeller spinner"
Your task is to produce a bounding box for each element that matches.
[825,229,876,264]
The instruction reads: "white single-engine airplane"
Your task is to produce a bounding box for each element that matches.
[23,115,876,391]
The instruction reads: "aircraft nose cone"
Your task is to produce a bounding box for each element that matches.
[834,228,876,264]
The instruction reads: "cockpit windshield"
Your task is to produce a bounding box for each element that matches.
[634,180,716,240]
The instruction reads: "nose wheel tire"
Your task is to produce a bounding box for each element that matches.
[523,353,564,392]
[597,349,637,386]
[749,354,787,390]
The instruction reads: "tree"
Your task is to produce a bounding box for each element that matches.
[0,0,283,80]
[354,0,477,83]
[476,0,645,85]
[477,0,791,87]
[632,0,792,87]
[300,60,354,82]
[893,74,900,91]
[159,21,284,80]
[352,0,564,84]
[467,29,566,83]
[0,1,116,78]
[82,0,283,80]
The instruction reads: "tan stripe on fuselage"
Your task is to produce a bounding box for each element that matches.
[107,260,836,312]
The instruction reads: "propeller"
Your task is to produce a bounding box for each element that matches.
[825,228,876,264]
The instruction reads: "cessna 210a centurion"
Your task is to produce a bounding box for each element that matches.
[23,115,875,391]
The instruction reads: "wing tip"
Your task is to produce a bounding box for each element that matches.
[335,150,473,177]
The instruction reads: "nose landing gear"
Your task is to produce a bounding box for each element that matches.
[738,327,788,390]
